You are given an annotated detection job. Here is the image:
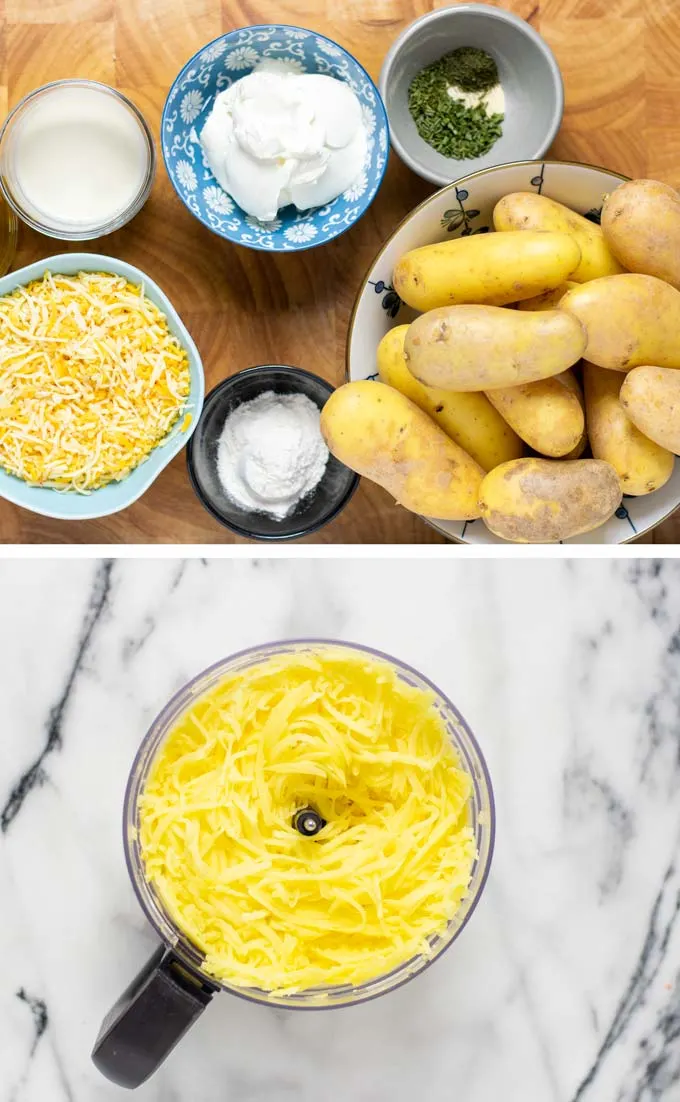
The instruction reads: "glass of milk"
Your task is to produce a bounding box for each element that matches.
[0,79,156,240]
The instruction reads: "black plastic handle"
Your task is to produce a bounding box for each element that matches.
[92,945,217,1088]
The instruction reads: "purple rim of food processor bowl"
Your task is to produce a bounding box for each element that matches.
[123,639,496,1010]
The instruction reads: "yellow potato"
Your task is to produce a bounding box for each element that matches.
[517,281,578,311]
[376,325,523,470]
[485,371,585,457]
[478,458,621,543]
[392,231,581,312]
[558,368,588,459]
[620,366,680,455]
[584,361,674,494]
[560,274,680,371]
[404,305,586,392]
[320,381,484,520]
[564,434,588,460]
[493,192,625,282]
[601,179,680,289]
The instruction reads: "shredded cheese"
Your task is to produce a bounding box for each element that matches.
[139,651,477,995]
[0,271,191,492]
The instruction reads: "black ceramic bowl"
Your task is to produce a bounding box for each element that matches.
[186,365,359,541]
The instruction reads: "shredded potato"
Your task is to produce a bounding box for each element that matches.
[0,271,191,492]
[139,651,476,995]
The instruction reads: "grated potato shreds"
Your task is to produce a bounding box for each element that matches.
[139,651,477,995]
[0,271,191,492]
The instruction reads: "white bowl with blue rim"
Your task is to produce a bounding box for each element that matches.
[347,159,680,545]
[0,254,203,521]
[161,25,389,252]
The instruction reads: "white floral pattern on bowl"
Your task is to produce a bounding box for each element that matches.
[203,185,233,214]
[175,161,197,191]
[180,89,204,124]
[162,25,389,252]
[284,223,318,243]
[347,160,680,545]
[200,40,227,63]
[225,46,259,71]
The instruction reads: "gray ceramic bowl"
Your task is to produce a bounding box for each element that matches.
[379,4,564,186]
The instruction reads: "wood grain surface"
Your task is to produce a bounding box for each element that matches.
[0,0,676,544]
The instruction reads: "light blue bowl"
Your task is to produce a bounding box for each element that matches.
[161,25,390,252]
[0,254,204,521]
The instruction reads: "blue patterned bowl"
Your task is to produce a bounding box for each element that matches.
[0,254,203,521]
[347,160,680,545]
[161,26,389,252]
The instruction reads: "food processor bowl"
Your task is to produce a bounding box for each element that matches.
[93,640,495,1087]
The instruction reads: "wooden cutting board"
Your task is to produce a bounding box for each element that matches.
[0,0,675,544]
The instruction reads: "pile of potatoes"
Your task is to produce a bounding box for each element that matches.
[321,178,680,543]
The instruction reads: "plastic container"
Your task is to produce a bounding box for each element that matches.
[187,366,359,541]
[92,640,495,1088]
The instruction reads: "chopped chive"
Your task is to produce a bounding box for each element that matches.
[408,47,503,160]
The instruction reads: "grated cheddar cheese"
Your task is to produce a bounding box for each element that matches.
[138,651,477,995]
[0,271,191,492]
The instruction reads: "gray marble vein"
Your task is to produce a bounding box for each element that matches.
[2,560,113,833]
[1,559,679,1102]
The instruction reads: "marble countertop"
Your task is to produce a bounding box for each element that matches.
[1,558,679,1102]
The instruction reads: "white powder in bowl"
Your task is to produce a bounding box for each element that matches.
[216,390,330,520]
[447,82,505,115]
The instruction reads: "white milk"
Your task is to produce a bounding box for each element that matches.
[8,84,150,231]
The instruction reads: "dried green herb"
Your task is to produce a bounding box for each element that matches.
[441,46,499,93]
[408,47,503,160]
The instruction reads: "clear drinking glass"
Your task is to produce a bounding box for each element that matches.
[0,79,156,241]
[93,640,495,1087]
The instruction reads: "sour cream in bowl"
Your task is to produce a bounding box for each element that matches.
[161,25,389,252]
[200,64,367,223]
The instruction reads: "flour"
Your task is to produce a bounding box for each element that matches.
[216,391,329,519]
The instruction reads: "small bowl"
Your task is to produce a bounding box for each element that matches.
[0,254,203,521]
[0,80,156,241]
[347,159,680,545]
[162,25,389,252]
[186,366,359,541]
[379,4,563,186]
